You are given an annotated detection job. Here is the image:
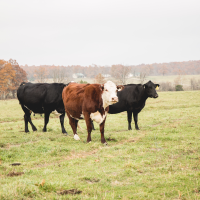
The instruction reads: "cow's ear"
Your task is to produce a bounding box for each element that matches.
[117,85,124,91]
[155,84,160,90]
[100,84,104,91]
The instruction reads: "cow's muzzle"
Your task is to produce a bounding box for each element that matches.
[111,97,118,103]
[154,94,158,98]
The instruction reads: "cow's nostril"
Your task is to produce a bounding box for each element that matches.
[112,97,118,102]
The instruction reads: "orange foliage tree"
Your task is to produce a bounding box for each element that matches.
[0,59,27,99]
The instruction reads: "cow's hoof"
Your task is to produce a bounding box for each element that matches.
[63,133,68,136]
[74,134,80,140]
[104,142,108,146]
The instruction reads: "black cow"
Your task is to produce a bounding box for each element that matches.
[17,82,68,134]
[91,80,159,130]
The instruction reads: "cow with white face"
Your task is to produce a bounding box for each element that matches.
[62,81,124,144]
[101,81,119,109]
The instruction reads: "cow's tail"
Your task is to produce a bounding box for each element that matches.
[77,122,84,133]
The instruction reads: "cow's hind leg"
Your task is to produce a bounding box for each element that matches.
[84,113,93,143]
[133,112,140,130]
[28,115,37,131]
[21,104,37,132]
[43,112,51,132]
[127,111,132,130]
[67,114,79,140]
[59,113,67,135]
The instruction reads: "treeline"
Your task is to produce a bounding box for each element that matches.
[20,60,200,81]
[1,59,200,100]
[0,59,27,99]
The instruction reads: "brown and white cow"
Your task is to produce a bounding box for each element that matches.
[62,81,124,144]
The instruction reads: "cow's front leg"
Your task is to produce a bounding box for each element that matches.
[43,112,50,132]
[133,112,140,130]
[67,113,79,140]
[59,112,67,135]
[127,111,132,130]
[100,119,107,144]
[24,114,29,132]
[84,113,93,143]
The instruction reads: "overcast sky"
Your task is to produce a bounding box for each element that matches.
[0,0,200,66]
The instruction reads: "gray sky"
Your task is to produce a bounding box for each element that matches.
[0,0,200,66]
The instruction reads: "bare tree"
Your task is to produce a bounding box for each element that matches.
[159,63,169,76]
[34,66,48,83]
[139,66,149,84]
[52,66,73,83]
[94,73,106,84]
[111,64,131,84]
[190,78,200,90]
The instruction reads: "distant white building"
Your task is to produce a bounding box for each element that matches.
[102,74,111,78]
[126,73,133,78]
[73,73,86,78]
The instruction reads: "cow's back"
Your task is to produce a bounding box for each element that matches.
[62,83,103,118]
[62,83,88,118]
[17,83,66,114]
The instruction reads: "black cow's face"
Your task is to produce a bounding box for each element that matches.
[144,81,159,98]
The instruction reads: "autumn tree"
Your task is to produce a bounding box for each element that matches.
[159,63,169,76]
[0,59,27,99]
[0,61,15,98]
[111,64,131,84]
[34,66,48,83]
[9,59,27,97]
[94,73,106,84]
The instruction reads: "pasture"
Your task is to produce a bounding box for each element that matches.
[0,91,200,199]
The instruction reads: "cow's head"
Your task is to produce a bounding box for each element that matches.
[144,81,159,98]
[100,81,124,109]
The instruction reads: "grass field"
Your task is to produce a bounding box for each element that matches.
[0,91,200,199]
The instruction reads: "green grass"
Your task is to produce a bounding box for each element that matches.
[0,91,200,199]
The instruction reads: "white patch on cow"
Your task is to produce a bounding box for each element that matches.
[80,114,84,118]
[101,81,118,109]
[52,110,62,116]
[74,134,80,140]
[90,111,107,124]
[70,114,79,120]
